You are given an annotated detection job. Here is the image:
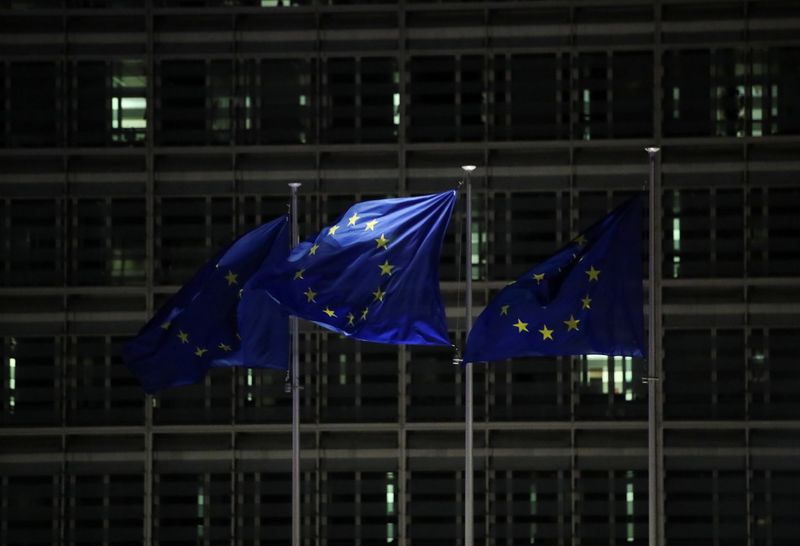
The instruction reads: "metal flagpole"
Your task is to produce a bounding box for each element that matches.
[645,147,660,546]
[461,164,476,546]
[289,182,302,546]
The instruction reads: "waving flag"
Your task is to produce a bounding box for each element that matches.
[123,216,289,394]
[465,195,644,363]
[243,191,456,346]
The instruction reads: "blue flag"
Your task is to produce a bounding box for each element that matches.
[464,195,644,363]
[243,191,457,346]
[123,216,290,394]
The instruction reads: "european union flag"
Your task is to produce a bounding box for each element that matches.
[243,191,457,346]
[123,216,290,394]
[464,195,644,363]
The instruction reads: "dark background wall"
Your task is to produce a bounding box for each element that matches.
[1,1,799,545]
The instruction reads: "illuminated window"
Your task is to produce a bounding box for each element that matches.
[111,60,146,143]
[626,472,635,542]
[196,483,205,538]
[672,191,681,278]
[583,355,637,401]
[7,338,16,414]
[339,353,347,386]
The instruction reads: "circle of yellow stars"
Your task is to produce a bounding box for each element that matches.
[160,263,245,361]
[497,235,601,342]
[293,209,397,331]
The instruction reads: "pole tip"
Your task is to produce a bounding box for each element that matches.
[288,182,302,189]
[644,147,661,154]
[461,165,477,172]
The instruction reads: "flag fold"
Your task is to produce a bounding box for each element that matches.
[464,195,645,363]
[123,216,290,394]
[243,191,457,346]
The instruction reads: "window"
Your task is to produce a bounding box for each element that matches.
[321,57,398,143]
[158,60,206,145]
[9,62,59,147]
[237,58,314,145]
[71,198,146,285]
[663,50,713,136]
[492,53,570,140]
[67,336,144,426]
[111,60,147,144]
[408,55,484,142]
[0,199,63,286]
[0,337,59,426]
[612,52,653,138]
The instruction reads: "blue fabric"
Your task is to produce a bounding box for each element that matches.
[123,216,290,394]
[243,191,457,346]
[465,195,645,363]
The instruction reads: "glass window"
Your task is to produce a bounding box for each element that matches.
[0,199,64,286]
[111,60,147,144]
[67,336,144,426]
[1,337,60,426]
[237,58,314,145]
[492,53,569,140]
[74,61,107,146]
[663,50,713,136]
[574,53,610,140]
[322,57,398,144]
[158,60,206,145]
[71,198,146,285]
[612,51,653,138]
[9,62,59,147]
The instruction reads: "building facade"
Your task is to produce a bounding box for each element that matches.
[1,0,799,544]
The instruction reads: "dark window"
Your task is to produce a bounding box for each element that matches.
[492,53,569,140]
[9,62,59,147]
[158,60,206,145]
[74,61,107,146]
[663,50,713,136]
[612,51,653,137]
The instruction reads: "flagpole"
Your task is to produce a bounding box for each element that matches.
[461,164,476,546]
[289,182,302,546]
[644,147,660,546]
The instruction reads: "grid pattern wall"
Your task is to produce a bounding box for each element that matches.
[2,1,800,545]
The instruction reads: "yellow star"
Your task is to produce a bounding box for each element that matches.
[309,243,319,256]
[372,287,385,302]
[304,287,317,303]
[574,234,588,246]
[360,307,369,320]
[218,343,232,352]
[294,269,305,280]
[563,315,580,332]
[346,312,355,326]
[328,225,340,236]
[581,295,592,309]
[375,233,390,249]
[177,330,189,344]
[194,347,208,357]
[532,273,545,284]
[585,266,601,282]
[347,212,360,226]
[365,219,378,231]
[379,260,395,276]
[160,321,171,330]
[538,324,554,340]
[323,307,337,318]
[224,270,238,286]
[513,318,529,333]
[500,305,509,316]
